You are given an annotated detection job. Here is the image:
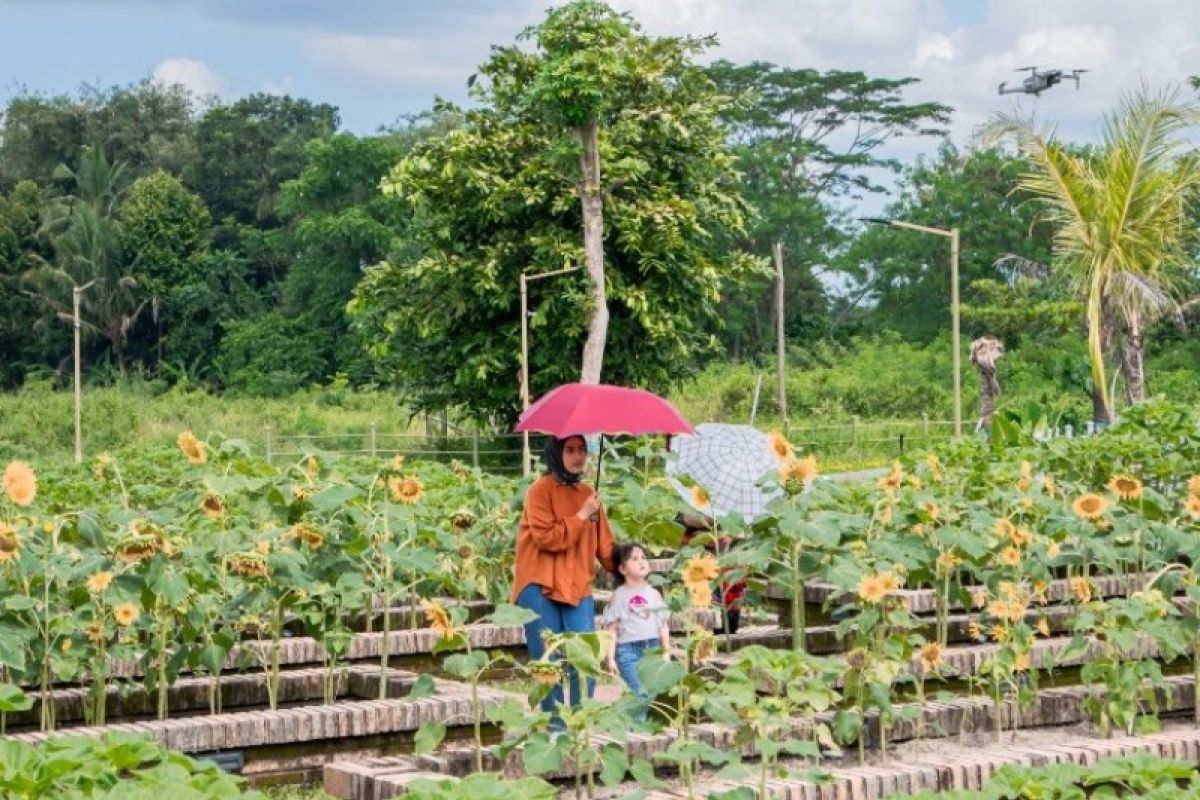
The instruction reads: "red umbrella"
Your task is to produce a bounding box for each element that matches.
[516,382,694,492]
[516,382,694,437]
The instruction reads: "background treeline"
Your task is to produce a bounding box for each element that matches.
[1,72,1198,427]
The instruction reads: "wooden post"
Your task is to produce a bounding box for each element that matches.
[749,373,764,425]
[264,425,274,463]
[369,423,378,459]
[773,241,787,425]
[472,430,480,469]
[73,286,83,465]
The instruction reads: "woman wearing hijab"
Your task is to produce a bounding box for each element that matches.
[512,435,615,716]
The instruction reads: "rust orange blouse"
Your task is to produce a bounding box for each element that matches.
[510,474,616,606]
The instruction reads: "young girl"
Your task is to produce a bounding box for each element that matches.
[601,543,670,717]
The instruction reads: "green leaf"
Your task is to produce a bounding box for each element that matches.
[598,742,628,786]
[408,673,437,699]
[628,758,664,788]
[636,657,685,696]
[0,684,32,712]
[484,604,540,627]
[414,722,446,756]
[522,733,564,775]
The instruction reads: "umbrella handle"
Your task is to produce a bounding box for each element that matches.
[591,435,604,521]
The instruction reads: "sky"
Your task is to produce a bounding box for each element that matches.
[1,0,1198,208]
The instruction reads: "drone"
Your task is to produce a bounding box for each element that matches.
[998,67,1088,97]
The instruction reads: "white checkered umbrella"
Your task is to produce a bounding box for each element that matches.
[666,423,782,522]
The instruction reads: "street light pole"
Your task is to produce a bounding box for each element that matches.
[519,266,582,475]
[859,218,963,438]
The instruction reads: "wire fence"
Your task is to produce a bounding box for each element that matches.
[263,416,966,474]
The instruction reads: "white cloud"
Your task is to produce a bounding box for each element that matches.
[151,57,224,97]
[261,76,297,95]
[914,32,956,68]
[301,32,473,88]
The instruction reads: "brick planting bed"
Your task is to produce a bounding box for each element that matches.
[322,675,1200,798]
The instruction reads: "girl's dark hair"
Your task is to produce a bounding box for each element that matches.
[611,542,647,587]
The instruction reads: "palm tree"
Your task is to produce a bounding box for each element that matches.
[23,145,147,372]
[985,85,1200,423]
[970,336,1004,430]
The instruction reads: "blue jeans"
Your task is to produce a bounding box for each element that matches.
[516,584,596,715]
[615,638,659,721]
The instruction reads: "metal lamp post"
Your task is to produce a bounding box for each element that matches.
[519,266,582,475]
[860,217,962,438]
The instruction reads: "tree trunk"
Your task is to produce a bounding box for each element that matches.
[1086,283,1113,425]
[1120,308,1145,405]
[577,118,608,385]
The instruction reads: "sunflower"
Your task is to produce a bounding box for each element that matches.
[856,573,888,604]
[254,540,271,556]
[389,475,424,504]
[85,622,104,644]
[1010,527,1032,548]
[3,460,37,506]
[113,603,140,626]
[292,485,312,501]
[200,494,225,519]
[989,624,1010,643]
[306,456,319,481]
[967,620,982,640]
[1044,476,1057,498]
[690,485,711,511]
[879,504,893,525]
[1188,474,1200,496]
[228,552,269,579]
[1186,495,1200,520]
[780,455,818,484]
[970,588,987,609]
[926,454,943,483]
[845,647,869,671]
[687,583,713,609]
[286,523,325,550]
[86,571,113,593]
[994,518,1017,540]
[909,476,923,491]
[94,453,113,481]
[1072,493,1109,520]
[691,630,717,663]
[935,550,961,572]
[879,571,902,593]
[1107,474,1143,502]
[1017,460,1033,492]
[922,502,939,520]
[878,462,904,492]
[919,642,943,671]
[682,553,720,587]
[1036,618,1051,637]
[999,546,1022,567]
[0,523,19,554]
[767,431,794,463]
[1047,541,1062,559]
[1013,651,1032,672]
[450,509,477,531]
[1068,576,1092,603]
[527,660,561,686]
[420,598,456,639]
[177,431,206,465]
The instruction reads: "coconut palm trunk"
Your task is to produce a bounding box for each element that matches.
[1120,306,1146,405]
[969,336,1004,430]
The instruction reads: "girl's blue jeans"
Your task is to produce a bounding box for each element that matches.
[516,584,595,718]
[615,638,659,721]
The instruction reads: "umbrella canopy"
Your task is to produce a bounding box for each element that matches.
[516,382,695,437]
[666,423,782,521]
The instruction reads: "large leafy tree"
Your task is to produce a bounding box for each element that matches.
[987,85,1200,422]
[187,94,339,287]
[350,5,756,421]
[0,81,195,190]
[705,61,951,353]
[0,181,57,386]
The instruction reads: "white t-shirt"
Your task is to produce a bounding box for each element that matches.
[601,584,670,644]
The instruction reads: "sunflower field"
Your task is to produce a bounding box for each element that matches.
[5,399,1200,799]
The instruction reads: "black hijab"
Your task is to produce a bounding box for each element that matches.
[542,435,585,486]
